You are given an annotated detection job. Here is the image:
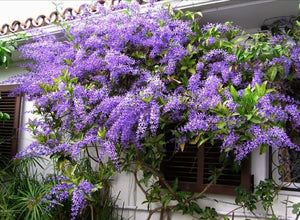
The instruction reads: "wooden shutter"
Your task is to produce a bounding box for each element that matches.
[162,142,251,195]
[0,85,21,159]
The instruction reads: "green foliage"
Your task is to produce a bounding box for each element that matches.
[198,207,219,220]
[0,158,54,220]
[9,179,51,220]
[0,92,11,145]
[0,33,26,68]
[0,110,10,145]
[0,41,13,68]
[255,179,277,211]
[0,111,10,121]
[0,155,123,220]
[235,187,258,212]
[58,157,122,220]
[236,179,278,217]
[293,202,300,220]
[229,82,274,125]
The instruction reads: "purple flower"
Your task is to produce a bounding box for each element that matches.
[221,132,239,151]
[196,62,204,73]
[251,69,263,86]
[149,102,160,133]
[70,180,95,220]
[201,22,239,35]
[15,142,52,159]
[268,56,292,74]
[203,49,228,63]
[285,104,300,128]
[188,73,201,93]
[164,59,176,75]
[207,37,216,44]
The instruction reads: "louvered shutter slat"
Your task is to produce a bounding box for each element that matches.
[203,144,242,186]
[0,85,21,160]
[162,139,251,195]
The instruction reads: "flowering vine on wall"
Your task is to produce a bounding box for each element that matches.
[6,1,300,219]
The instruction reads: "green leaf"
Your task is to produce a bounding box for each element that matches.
[172,178,178,191]
[95,182,103,190]
[181,66,188,71]
[141,95,153,103]
[97,127,106,139]
[189,134,200,145]
[187,44,193,54]
[229,85,238,102]
[188,68,196,74]
[245,114,253,120]
[180,143,185,151]
[198,136,211,147]
[190,202,202,214]
[3,113,10,120]
[292,202,300,214]
[224,147,231,152]
[260,144,268,154]
[217,121,226,129]
[156,96,166,105]
[65,164,77,178]
[268,66,277,81]
[153,133,164,142]
[162,196,172,208]
[122,8,132,18]
[0,46,11,53]
[2,55,6,63]
[158,19,165,27]
[250,116,262,124]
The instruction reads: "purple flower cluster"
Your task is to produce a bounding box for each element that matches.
[71,180,95,219]
[201,22,239,35]
[42,182,73,211]
[9,2,299,162]
[10,2,192,161]
[234,125,299,161]
[42,180,95,220]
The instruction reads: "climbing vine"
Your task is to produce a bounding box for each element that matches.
[5,1,300,219]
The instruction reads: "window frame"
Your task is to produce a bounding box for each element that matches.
[0,84,21,159]
[269,148,300,191]
[162,142,252,196]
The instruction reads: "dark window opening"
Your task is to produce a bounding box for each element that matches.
[0,85,21,161]
[288,149,300,183]
[161,141,251,195]
[270,79,300,190]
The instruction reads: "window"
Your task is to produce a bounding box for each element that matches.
[0,85,21,160]
[161,142,252,195]
[270,147,300,191]
[269,78,300,191]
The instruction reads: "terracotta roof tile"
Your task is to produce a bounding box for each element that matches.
[0,0,112,36]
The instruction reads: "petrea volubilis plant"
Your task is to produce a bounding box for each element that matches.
[6,1,300,219]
